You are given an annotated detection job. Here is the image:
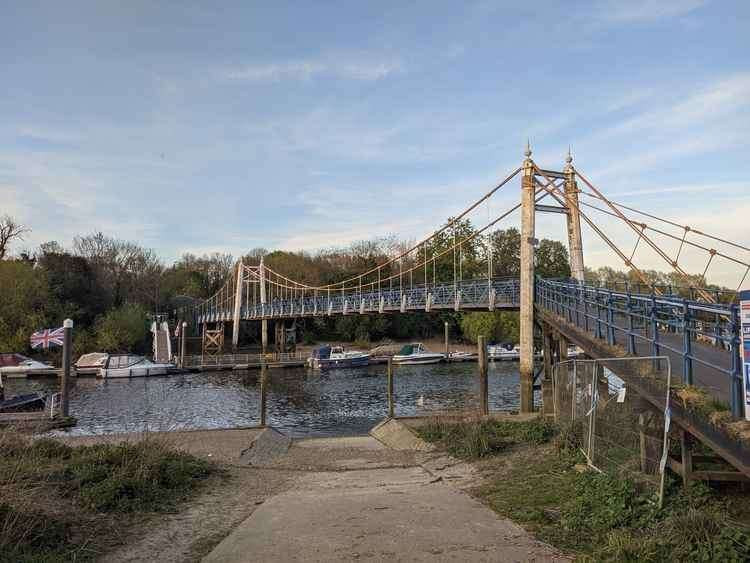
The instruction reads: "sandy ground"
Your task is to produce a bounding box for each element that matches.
[61,426,568,563]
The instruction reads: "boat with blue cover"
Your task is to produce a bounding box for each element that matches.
[308,346,370,370]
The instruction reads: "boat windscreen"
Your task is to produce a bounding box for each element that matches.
[396,344,414,356]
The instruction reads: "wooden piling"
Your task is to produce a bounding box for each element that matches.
[61,319,73,417]
[180,322,187,368]
[444,321,449,359]
[478,335,489,416]
[387,357,394,418]
[259,366,268,427]
[541,329,554,416]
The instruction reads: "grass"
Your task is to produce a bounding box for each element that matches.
[420,417,750,561]
[0,432,218,562]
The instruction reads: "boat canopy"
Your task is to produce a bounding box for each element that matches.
[76,353,109,367]
[397,343,425,356]
[106,355,146,369]
[311,346,332,359]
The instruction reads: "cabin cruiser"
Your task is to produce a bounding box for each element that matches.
[488,343,520,361]
[308,346,370,369]
[392,343,445,365]
[0,354,55,376]
[98,355,175,379]
[0,372,47,413]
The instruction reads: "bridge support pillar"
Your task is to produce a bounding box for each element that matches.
[564,150,585,283]
[260,257,268,355]
[232,259,244,352]
[519,144,535,413]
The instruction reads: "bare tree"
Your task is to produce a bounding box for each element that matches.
[0,215,30,260]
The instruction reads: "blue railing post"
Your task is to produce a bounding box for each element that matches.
[730,305,743,418]
[682,302,693,385]
[606,290,615,346]
[626,293,635,354]
[651,296,660,358]
[583,287,589,333]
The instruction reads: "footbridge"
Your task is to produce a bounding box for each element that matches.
[179,144,749,437]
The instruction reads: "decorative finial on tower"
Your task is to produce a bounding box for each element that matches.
[524,138,532,158]
[564,145,574,173]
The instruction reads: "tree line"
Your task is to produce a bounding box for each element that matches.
[0,212,719,358]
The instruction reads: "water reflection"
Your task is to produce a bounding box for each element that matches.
[7,362,538,438]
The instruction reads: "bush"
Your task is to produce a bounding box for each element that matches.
[94,303,149,352]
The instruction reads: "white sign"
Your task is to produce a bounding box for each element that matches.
[740,291,750,421]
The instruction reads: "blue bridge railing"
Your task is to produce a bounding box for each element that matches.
[535,279,743,416]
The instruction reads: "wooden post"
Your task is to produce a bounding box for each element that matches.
[387,357,394,418]
[232,259,244,351]
[563,150,585,283]
[478,335,489,416]
[180,322,187,368]
[519,143,536,413]
[444,321,449,359]
[61,318,73,417]
[680,428,693,486]
[259,365,268,427]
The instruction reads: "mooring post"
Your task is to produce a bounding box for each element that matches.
[387,357,394,418]
[519,142,535,413]
[180,321,187,368]
[61,318,73,418]
[444,321,449,359]
[259,365,268,427]
[478,335,489,416]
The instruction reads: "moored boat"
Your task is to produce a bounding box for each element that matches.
[0,354,55,377]
[448,351,477,362]
[308,346,370,369]
[75,352,109,375]
[488,343,520,361]
[392,343,445,365]
[0,372,47,413]
[98,355,175,379]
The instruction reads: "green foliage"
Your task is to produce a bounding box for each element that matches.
[459,311,519,344]
[94,303,149,352]
[0,260,52,352]
[0,434,216,561]
[418,418,556,459]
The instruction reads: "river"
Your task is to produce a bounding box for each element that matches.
[7,362,537,438]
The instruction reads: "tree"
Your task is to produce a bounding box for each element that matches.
[95,303,150,353]
[0,215,30,260]
[0,260,53,351]
[459,312,519,344]
[535,239,571,278]
[490,228,521,277]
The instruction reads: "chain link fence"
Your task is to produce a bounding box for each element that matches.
[553,356,672,506]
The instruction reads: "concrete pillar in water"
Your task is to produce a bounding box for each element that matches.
[519,142,536,413]
[564,148,585,283]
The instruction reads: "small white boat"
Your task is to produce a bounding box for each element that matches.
[0,354,55,377]
[567,345,582,359]
[75,353,109,375]
[448,351,477,362]
[392,343,444,365]
[308,346,370,369]
[98,354,175,379]
[488,344,520,361]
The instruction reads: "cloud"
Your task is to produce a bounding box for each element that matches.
[222,57,403,82]
[596,0,706,23]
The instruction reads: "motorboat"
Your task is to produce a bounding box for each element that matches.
[448,351,477,362]
[488,343,520,361]
[392,343,445,365]
[308,346,370,369]
[0,372,47,413]
[75,353,109,375]
[0,354,55,377]
[98,355,175,379]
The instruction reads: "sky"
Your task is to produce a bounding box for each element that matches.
[1,1,749,287]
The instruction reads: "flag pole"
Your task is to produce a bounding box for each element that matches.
[61,319,73,418]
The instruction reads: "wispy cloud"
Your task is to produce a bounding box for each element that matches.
[596,0,706,23]
[222,57,403,82]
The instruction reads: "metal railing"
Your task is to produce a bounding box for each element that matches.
[183,352,307,368]
[537,278,743,416]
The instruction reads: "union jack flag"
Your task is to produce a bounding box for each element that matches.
[30,327,65,349]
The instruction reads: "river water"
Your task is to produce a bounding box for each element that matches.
[8,362,537,438]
